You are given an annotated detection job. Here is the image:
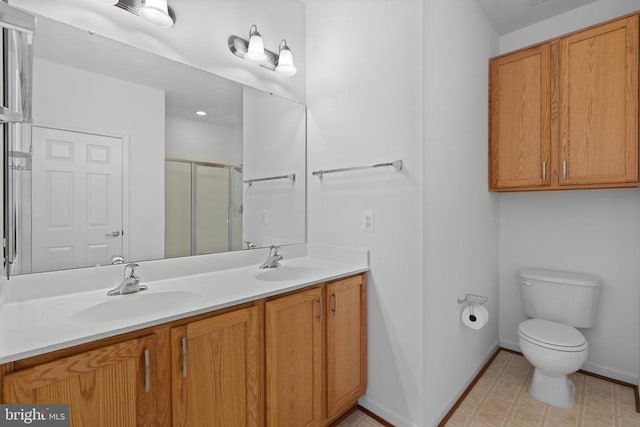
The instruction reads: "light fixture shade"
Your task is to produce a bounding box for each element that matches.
[275,40,296,77]
[244,25,268,65]
[98,0,119,4]
[140,0,174,28]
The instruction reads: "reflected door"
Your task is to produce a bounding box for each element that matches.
[31,127,123,272]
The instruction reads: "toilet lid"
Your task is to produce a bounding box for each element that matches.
[518,319,587,351]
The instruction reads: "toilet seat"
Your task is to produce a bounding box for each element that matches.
[518,319,587,352]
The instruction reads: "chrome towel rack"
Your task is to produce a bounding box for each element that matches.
[312,160,403,179]
[244,174,295,186]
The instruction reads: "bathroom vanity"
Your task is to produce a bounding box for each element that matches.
[0,248,368,426]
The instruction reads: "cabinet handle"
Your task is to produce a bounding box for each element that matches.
[562,160,568,181]
[542,161,547,182]
[144,349,150,393]
[317,297,322,321]
[331,292,337,313]
[181,337,188,378]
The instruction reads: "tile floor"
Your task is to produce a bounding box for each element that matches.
[336,409,387,427]
[445,350,640,426]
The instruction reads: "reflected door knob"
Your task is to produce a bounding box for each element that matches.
[105,231,121,237]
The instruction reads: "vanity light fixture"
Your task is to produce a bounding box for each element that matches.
[244,25,268,65]
[275,40,296,77]
[97,0,176,29]
[140,0,174,28]
[228,25,297,77]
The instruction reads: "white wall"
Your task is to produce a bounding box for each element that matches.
[11,0,306,102]
[242,87,306,248]
[32,58,165,263]
[423,1,499,425]
[500,0,640,52]
[306,1,423,425]
[165,115,242,165]
[498,0,640,385]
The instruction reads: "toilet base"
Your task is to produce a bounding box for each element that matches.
[528,369,575,408]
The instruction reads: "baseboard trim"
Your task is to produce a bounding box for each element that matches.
[436,347,502,427]
[357,404,395,427]
[436,347,640,425]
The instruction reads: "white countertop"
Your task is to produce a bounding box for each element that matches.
[0,246,368,364]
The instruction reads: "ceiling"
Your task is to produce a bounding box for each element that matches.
[476,0,600,35]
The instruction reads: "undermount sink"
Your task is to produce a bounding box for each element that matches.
[42,290,201,324]
[255,266,321,282]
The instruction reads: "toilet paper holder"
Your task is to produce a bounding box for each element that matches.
[457,293,488,306]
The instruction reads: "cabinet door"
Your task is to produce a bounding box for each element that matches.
[171,306,260,427]
[490,44,551,190]
[326,275,367,420]
[2,336,157,427]
[266,288,322,427]
[559,15,638,186]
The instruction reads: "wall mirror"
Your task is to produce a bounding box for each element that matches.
[5,14,306,276]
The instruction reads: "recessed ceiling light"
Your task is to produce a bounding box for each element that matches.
[196,111,207,116]
[530,0,548,5]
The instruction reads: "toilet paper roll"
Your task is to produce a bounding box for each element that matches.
[462,305,489,330]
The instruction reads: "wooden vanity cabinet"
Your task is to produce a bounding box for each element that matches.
[265,287,323,427]
[489,13,639,191]
[171,306,261,427]
[0,272,367,427]
[263,275,368,427]
[2,336,159,427]
[325,275,367,422]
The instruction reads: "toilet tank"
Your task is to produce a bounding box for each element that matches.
[518,267,602,328]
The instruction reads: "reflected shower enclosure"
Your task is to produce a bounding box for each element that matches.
[165,159,243,258]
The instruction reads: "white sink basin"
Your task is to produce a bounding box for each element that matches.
[255,266,321,282]
[42,290,201,324]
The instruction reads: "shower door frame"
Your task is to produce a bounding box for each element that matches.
[166,158,241,256]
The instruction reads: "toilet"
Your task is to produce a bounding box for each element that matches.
[517,267,602,408]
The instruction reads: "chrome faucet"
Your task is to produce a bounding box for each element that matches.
[107,263,148,296]
[259,245,283,269]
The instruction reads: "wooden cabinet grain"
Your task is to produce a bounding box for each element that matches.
[489,14,639,191]
[265,287,323,427]
[171,306,261,427]
[326,275,367,422]
[2,336,158,427]
[490,44,551,190]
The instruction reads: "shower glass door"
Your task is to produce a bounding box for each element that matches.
[165,160,241,258]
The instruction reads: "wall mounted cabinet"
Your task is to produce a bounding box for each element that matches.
[490,14,639,191]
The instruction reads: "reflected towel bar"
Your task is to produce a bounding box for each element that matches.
[312,160,403,178]
[244,174,295,186]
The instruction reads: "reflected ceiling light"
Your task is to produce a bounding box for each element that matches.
[98,0,119,5]
[140,0,175,28]
[196,111,207,116]
[244,25,268,65]
[228,25,297,77]
[275,40,296,77]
